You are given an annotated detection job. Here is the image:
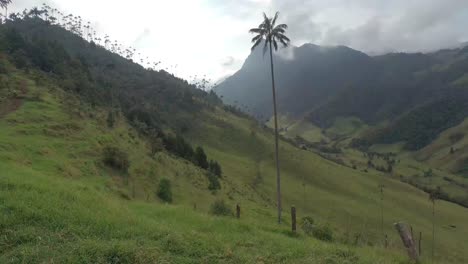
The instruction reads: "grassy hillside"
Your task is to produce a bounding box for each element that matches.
[1,14,468,264]
[275,112,468,208]
[185,108,468,264]
[0,59,411,264]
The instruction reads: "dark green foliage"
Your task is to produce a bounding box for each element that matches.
[157,178,172,203]
[207,173,221,191]
[387,164,393,173]
[357,94,468,150]
[424,169,434,178]
[209,199,232,216]
[208,160,222,177]
[194,146,209,169]
[300,216,315,235]
[106,111,115,128]
[163,134,194,161]
[300,216,333,242]
[162,134,222,188]
[102,146,130,173]
[312,224,334,242]
[149,136,164,155]
[0,57,7,74]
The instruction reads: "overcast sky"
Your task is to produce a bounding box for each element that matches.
[9,0,468,82]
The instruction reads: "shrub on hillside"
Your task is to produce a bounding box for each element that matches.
[194,146,209,169]
[106,111,115,128]
[163,134,194,160]
[157,178,172,203]
[209,199,232,216]
[103,146,130,173]
[149,136,164,155]
[207,172,221,191]
[313,224,334,242]
[424,169,433,178]
[208,160,222,177]
[300,216,333,242]
[0,58,7,74]
[300,216,315,236]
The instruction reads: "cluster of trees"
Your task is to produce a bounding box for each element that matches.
[162,134,222,190]
[353,92,468,151]
[365,152,397,173]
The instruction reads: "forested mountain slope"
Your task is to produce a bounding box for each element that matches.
[215,43,468,151]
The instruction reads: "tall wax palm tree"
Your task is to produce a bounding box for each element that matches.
[429,186,441,264]
[0,0,12,22]
[249,12,290,224]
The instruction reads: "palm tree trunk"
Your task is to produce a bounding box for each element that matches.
[381,186,384,245]
[269,40,282,224]
[432,201,435,263]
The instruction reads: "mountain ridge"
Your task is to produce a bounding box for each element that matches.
[215,42,468,150]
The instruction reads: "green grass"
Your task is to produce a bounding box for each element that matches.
[188,110,468,264]
[325,117,367,139]
[1,68,467,263]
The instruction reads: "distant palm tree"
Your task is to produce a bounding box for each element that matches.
[249,12,290,224]
[0,0,12,21]
[429,186,441,264]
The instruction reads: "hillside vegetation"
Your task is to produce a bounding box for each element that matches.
[0,10,468,264]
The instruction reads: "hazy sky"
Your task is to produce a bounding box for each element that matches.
[9,0,468,81]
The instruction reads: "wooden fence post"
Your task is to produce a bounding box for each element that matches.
[236,204,240,219]
[394,222,419,262]
[291,206,296,232]
[419,231,422,256]
[385,234,388,248]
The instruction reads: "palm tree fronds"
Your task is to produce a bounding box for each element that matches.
[262,12,270,26]
[251,37,263,51]
[277,34,290,42]
[272,39,278,51]
[272,27,285,34]
[271,12,279,27]
[276,24,288,29]
[249,28,265,34]
[251,34,263,43]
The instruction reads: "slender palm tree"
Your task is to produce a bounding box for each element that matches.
[249,12,290,224]
[429,186,441,264]
[0,0,12,22]
[379,183,385,245]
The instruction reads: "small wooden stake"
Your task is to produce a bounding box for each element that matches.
[236,204,240,219]
[385,234,388,248]
[291,206,296,232]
